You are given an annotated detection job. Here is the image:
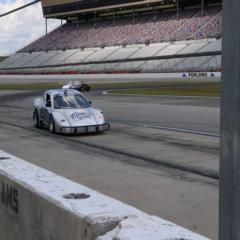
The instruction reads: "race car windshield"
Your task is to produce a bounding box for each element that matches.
[54,94,90,109]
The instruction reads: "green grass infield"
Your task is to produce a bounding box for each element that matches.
[109,85,220,97]
[0,83,62,91]
[0,81,220,97]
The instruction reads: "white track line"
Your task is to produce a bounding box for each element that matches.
[110,120,219,137]
[102,90,220,99]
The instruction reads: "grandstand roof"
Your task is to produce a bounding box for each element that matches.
[41,0,221,20]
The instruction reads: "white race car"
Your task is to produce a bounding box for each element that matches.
[62,81,90,92]
[33,89,110,134]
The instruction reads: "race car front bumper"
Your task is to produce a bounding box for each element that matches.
[60,123,110,134]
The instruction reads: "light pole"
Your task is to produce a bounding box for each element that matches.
[220,0,240,239]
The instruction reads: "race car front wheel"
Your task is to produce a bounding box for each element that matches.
[49,116,55,133]
[33,110,40,128]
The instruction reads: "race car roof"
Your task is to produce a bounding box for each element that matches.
[45,89,81,96]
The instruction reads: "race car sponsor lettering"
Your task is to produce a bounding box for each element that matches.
[70,112,91,121]
[0,182,19,214]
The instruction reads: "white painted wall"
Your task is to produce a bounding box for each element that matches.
[0,150,209,240]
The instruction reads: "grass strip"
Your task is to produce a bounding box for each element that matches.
[109,85,220,97]
[0,83,62,90]
[0,80,220,91]
[90,81,220,89]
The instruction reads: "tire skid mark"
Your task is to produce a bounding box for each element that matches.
[0,119,219,180]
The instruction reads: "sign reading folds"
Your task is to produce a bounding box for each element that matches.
[182,72,220,78]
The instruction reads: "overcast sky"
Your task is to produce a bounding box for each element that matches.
[0,0,61,55]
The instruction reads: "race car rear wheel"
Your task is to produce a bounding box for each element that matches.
[49,116,55,133]
[33,109,40,128]
[85,85,90,91]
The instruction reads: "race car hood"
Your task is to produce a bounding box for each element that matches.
[52,107,104,127]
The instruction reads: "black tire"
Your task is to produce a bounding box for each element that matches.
[86,85,90,91]
[33,109,40,128]
[49,116,55,133]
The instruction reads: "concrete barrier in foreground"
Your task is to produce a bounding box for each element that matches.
[0,150,209,240]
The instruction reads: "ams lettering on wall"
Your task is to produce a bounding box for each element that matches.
[0,182,19,214]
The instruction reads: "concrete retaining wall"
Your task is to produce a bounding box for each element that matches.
[0,150,209,240]
[0,72,221,84]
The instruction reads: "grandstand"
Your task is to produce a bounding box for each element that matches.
[0,0,222,74]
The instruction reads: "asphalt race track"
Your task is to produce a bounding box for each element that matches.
[0,78,220,240]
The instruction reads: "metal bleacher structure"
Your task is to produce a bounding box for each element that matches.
[0,1,222,74]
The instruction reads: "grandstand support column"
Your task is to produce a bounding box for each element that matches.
[176,0,179,18]
[94,12,96,25]
[220,0,240,239]
[45,18,48,35]
[132,8,135,24]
